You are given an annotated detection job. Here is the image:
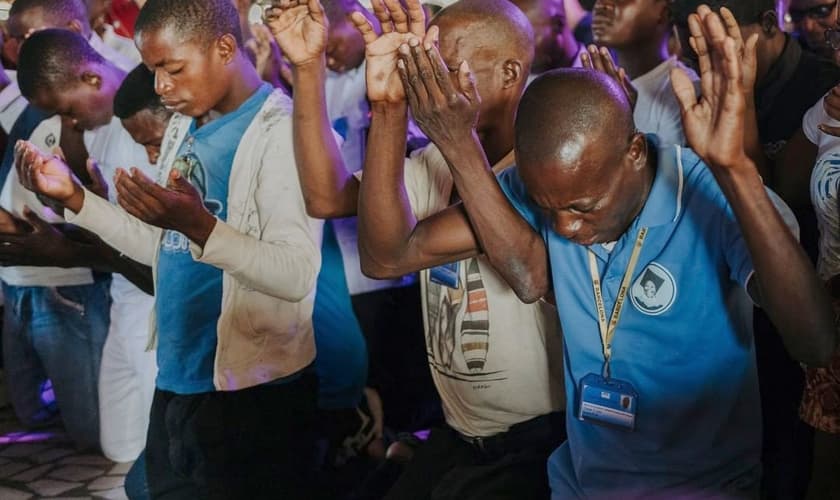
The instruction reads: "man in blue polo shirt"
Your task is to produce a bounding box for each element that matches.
[371,5,838,498]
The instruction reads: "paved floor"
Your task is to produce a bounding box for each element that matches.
[0,379,130,499]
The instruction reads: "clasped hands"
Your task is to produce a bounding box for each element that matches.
[13,140,216,247]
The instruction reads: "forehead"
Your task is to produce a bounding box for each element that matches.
[518,135,617,198]
[137,27,208,66]
[431,17,486,66]
[122,110,165,139]
[8,7,51,34]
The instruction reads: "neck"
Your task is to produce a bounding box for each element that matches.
[477,119,515,167]
[628,146,657,225]
[214,55,264,115]
[754,33,787,87]
[614,35,670,80]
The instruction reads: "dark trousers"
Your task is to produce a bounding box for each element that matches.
[351,284,443,431]
[384,414,565,500]
[145,373,319,500]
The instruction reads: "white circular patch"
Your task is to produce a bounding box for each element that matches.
[630,262,677,316]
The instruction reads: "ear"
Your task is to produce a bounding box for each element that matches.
[627,132,647,170]
[216,33,238,65]
[66,19,85,35]
[501,59,524,90]
[80,70,103,90]
[759,10,779,36]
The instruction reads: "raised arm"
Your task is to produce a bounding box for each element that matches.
[672,7,836,366]
[266,0,358,218]
[391,30,550,303]
[351,1,483,279]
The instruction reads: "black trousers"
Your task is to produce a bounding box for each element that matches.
[145,373,319,500]
[384,415,565,500]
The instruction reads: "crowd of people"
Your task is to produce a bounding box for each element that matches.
[0,0,837,498]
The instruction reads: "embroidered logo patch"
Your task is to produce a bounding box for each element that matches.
[630,262,676,315]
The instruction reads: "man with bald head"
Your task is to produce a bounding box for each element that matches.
[385,5,836,498]
[267,0,565,497]
[510,0,585,76]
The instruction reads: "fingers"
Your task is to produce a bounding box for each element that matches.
[718,7,744,48]
[688,13,713,104]
[671,67,699,116]
[383,0,410,33]
[409,36,446,103]
[403,0,427,37]
[167,168,199,196]
[307,0,326,25]
[114,168,166,220]
[351,11,379,45]
[457,60,480,104]
[819,124,840,137]
[424,28,458,102]
[21,206,50,232]
[372,0,394,34]
[398,40,428,111]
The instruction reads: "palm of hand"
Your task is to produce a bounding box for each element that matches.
[365,33,415,103]
[684,89,745,169]
[269,11,327,65]
[35,156,75,200]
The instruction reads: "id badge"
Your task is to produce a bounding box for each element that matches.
[578,373,639,430]
[429,262,460,289]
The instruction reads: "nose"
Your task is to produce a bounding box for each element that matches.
[552,211,583,239]
[154,69,172,96]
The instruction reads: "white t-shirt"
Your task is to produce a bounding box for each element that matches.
[325,63,415,295]
[803,96,840,281]
[0,70,26,134]
[89,32,137,73]
[84,116,157,302]
[632,56,698,147]
[0,116,95,286]
[402,144,564,437]
[101,24,142,67]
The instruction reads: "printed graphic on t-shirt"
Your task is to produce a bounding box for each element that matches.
[630,262,677,315]
[426,258,506,384]
[161,153,224,253]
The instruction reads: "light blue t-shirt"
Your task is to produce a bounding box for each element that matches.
[498,140,762,499]
[155,84,272,394]
[313,220,368,410]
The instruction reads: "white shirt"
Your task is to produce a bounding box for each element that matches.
[0,70,26,133]
[89,32,137,73]
[632,56,698,147]
[803,96,840,281]
[84,117,157,302]
[394,144,564,437]
[0,116,94,286]
[101,24,142,67]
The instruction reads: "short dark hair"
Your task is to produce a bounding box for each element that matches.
[135,0,243,47]
[114,64,166,120]
[8,0,89,29]
[671,0,776,27]
[17,28,105,100]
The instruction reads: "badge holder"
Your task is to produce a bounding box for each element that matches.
[578,362,639,431]
[429,262,460,289]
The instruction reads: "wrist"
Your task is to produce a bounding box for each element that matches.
[370,100,407,115]
[64,184,86,214]
[292,54,325,75]
[183,211,217,248]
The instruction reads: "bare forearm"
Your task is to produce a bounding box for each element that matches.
[357,102,417,277]
[743,100,770,183]
[439,133,549,302]
[717,159,836,366]
[94,241,154,295]
[292,58,359,218]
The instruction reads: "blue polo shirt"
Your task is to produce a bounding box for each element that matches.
[498,140,762,498]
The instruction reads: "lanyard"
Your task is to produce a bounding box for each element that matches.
[587,227,648,377]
